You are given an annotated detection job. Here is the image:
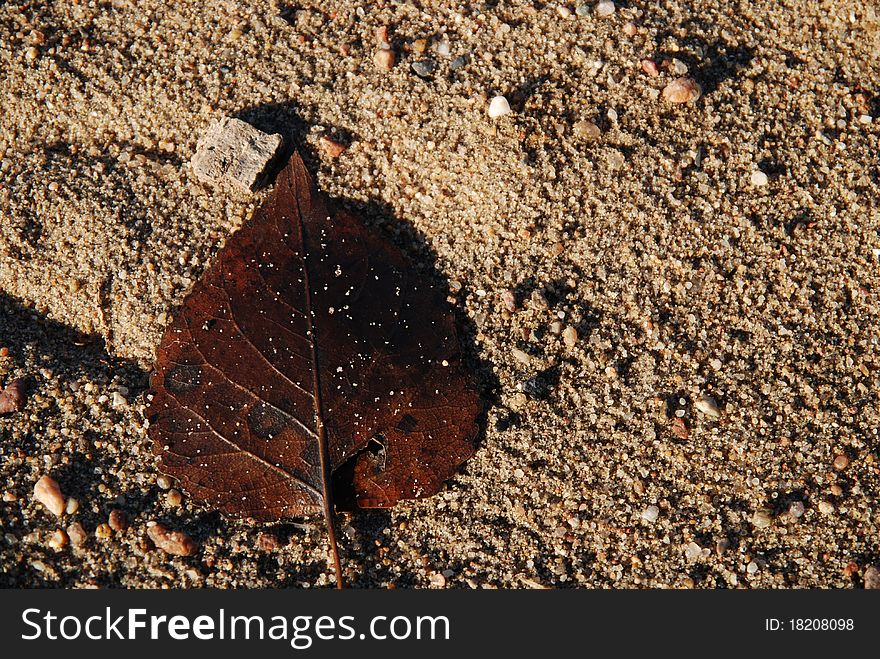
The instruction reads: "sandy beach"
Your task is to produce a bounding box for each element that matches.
[2,0,880,588]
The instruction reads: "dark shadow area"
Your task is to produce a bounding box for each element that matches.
[0,292,150,587]
[648,19,755,97]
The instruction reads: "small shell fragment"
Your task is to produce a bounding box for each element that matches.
[488,95,511,118]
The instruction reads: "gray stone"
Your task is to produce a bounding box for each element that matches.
[190,117,283,193]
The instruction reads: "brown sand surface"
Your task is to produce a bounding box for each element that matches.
[2,0,880,588]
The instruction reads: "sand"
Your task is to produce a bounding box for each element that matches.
[1,0,880,588]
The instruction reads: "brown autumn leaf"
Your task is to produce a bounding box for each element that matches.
[146,151,483,586]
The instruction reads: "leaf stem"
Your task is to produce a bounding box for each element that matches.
[293,163,345,589]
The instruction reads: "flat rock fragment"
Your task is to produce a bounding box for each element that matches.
[190,117,283,193]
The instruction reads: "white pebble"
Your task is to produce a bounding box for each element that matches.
[112,391,127,408]
[436,40,451,57]
[684,541,702,561]
[695,394,721,418]
[747,560,759,574]
[750,170,769,187]
[670,58,688,75]
[788,501,805,518]
[512,348,531,365]
[818,500,835,515]
[640,505,659,522]
[488,95,511,118]
[595,0,615,17]
[33,475,65,517]
[752,510,772,529]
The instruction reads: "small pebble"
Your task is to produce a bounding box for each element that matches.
[65,498,79,514]
[512,348,531,365]
[25,46,39,61]
[147,523,197,556]
[95,523,113,540]
[111,391,126,408]
[595,0,615,17]
[684,541,702,561]
[670,418,689,439]
[747,560,759,575]
[33,475,65,517]
[573,120,601,140]
[436,40,451,57]
[157,475,172,490]
[428,572,447,587]
[549,320,564,335]
[662,77,702,104]
[47,529,68,551]
[830,484,843,497]
[557,6,572,19]
[622,22,637,36]
[865,566,880,589]
[256,532,280,552]
[488,95,511,118]
[373,48,395,71]
[108,509,128,532]
[606,149,625,170]
[817,500,835,515]
[319,136,347,159]
[0,378,26,414]
[520,373,553,401]
[750,170,769,187]
[641,59,659,76]
[165,489,183,507]
[450,55,468,71]
[411,38,427,54]
[66,522,87,547]
[833,454,849,470]
[752,510,773,529]
[562,325,578,348]
[640,505,659,522]
[788,501,805,518]
[575,4,591,17]
[669,58,688,75]
[695,394,721,418]
[411,59,436,78]
[500,289,517,312]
